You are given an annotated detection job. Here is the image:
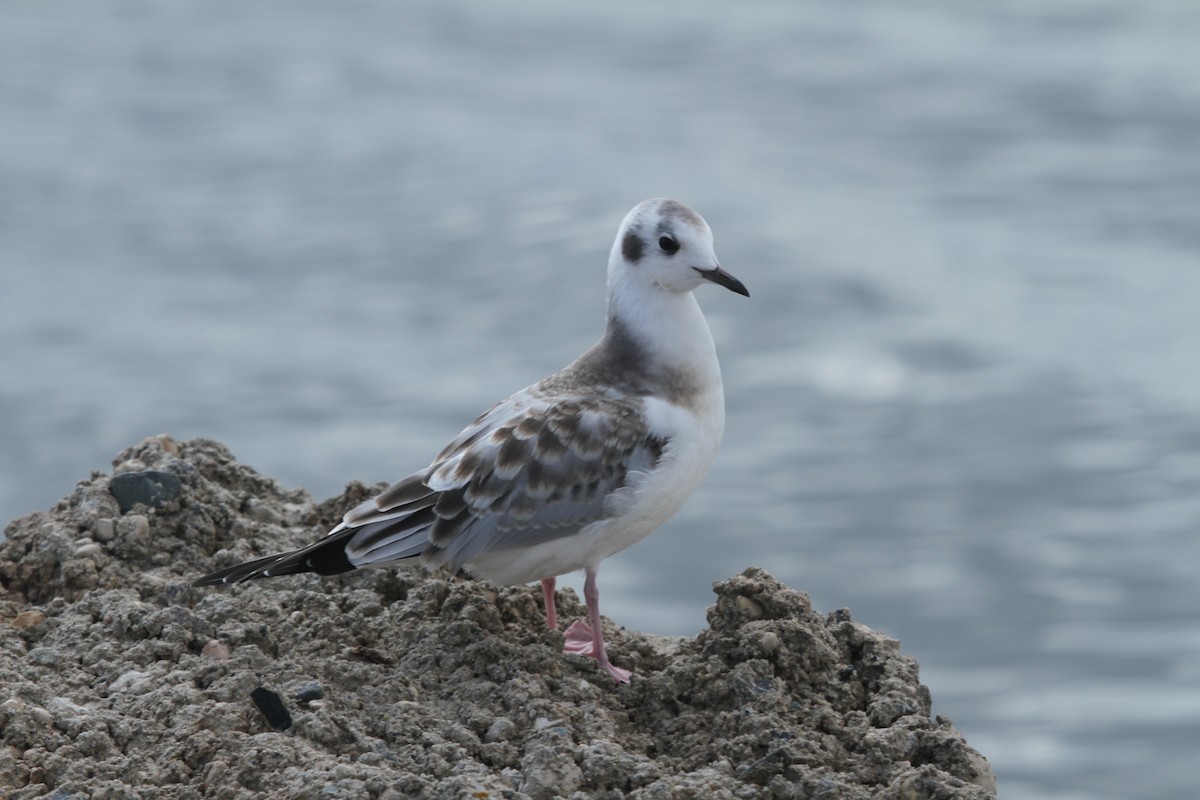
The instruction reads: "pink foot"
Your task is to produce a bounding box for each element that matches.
[559,572,632,683]
[561,619,598,655]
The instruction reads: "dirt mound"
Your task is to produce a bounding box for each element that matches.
[1,436,994,799]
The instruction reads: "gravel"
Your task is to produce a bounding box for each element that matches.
[1,435,995,799]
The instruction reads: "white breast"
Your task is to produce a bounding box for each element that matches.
[580,390,724,564]
[467,386,725,585]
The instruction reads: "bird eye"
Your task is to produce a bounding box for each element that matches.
[658,236,680,254]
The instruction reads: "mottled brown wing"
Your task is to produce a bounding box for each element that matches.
[343,393,666,572]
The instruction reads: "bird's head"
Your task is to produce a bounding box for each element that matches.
[608,198,749,298]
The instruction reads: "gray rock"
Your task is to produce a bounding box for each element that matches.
[484,716,517,743]
[92,518,116,542]
[520,741,584,799]
[26,647,61,667]
[108,669,152,695]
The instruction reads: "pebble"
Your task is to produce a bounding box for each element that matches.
[734,595,764,619]
[292,680,324,704]
[27,647,62,667]
[10,610,46,629]
[202,639,231,660]
[109,670,152,694]
[92,518,116,542]
[150,433,181,455]
[116,514,150,541]
[250,687,292,731]
[73,542,103,558]
[46,698,90,717]
[484,717,517,743]
[757,631,781,654]
[246,498,282,524]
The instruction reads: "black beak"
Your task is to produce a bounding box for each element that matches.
[693,265,750,297]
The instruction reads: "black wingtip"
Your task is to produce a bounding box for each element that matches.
[191,555,278,586]
[192,532,359,587]
[296,541,355,576]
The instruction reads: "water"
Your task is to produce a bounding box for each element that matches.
[2,2,1198,797]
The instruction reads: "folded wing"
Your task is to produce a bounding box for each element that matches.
[193,391,667,586]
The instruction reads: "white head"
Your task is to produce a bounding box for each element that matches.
[608,198,749,298]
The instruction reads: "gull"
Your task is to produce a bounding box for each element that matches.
[193,198,748,682]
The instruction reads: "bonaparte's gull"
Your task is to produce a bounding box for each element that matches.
[193,198,748,683]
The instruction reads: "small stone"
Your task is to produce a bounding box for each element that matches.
[62,558,99,590]
[520,743,583,799]
[250,687,292,731]
[734,595,764,619]
[246,498,282,524]
[202,639,231,660]
[46,697,90,716]
[757,631,781,655]
[72,542,102,558]
[27,647,61,667]
[484,717,517,743]
[47,697,91,733]
[292,680,324,704]
[92,518,116,542]
[108,470,183,513]
[640,780,674,800]
[114,514,150,551]
[114,458,147,474]
[10,610,46,629]
[150,433,181,455]
[109,670,151,694]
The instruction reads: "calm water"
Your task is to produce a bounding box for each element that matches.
[2,2,1198,797]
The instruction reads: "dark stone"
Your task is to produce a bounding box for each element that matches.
[109,470,183,513]
[293,680,324,704]
[250,687,292,731]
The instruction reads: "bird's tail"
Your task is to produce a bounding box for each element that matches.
[191,525,358,586]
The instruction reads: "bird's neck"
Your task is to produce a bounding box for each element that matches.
[604,275,721,388]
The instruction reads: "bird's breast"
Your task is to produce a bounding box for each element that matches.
[578,387,725,566]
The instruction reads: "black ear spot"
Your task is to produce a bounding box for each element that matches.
[622,231,644,263]
[658,236,680,255]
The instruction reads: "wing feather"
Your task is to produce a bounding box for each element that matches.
[340,390,666,576]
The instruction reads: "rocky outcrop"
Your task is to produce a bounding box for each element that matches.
[0,436,994,799]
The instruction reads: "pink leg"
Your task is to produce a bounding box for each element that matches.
[561,569,631,683]
[540,577,557,630]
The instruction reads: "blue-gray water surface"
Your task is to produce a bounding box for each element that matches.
[2,2,1198,797]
